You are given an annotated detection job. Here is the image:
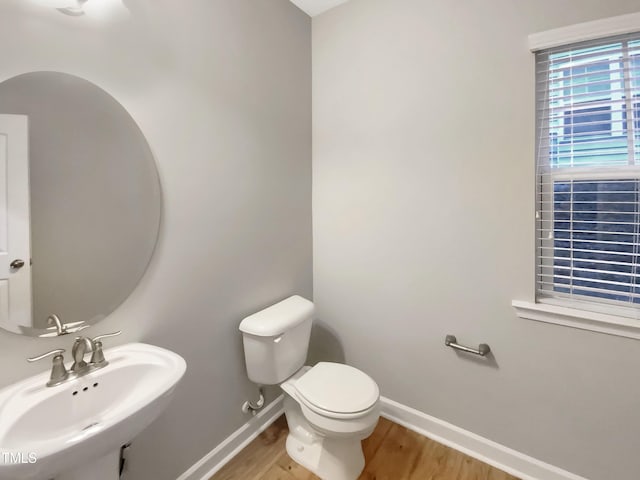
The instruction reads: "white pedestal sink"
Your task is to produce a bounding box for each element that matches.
[57,451,119,480]
[0,343,186,480]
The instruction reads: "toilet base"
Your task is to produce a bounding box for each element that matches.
[285,433,365,480]
[283,394,368,480]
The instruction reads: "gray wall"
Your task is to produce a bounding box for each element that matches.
[313,1,640,479]
[0,1,311,479]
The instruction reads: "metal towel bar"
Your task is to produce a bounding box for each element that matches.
[445,335,490,356]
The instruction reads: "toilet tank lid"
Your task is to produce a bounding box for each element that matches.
[239,295,315,337]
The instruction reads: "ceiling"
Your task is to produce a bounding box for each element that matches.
[289,0,351,17]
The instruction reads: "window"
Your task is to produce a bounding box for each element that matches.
[536,33,640,314]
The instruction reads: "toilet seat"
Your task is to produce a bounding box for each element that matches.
[294,362,379,418]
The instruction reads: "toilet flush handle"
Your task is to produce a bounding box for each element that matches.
[273,335,283,343]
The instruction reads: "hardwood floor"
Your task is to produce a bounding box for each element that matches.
[210,416,520,480]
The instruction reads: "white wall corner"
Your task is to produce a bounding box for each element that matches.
[176,396,284,480]
[528,11,640,51]
[289,0,350,17]
[380,397,589,480]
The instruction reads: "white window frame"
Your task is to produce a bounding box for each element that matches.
[513,11,640,340]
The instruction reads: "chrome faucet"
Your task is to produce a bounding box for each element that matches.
[34,313,89,337]
[70,336,94,374]
[27,330,122,387]
[47,314,68,335]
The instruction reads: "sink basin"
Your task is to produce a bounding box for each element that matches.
[0,343,186,480]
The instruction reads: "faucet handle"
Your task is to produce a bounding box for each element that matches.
[27,349,68,387]
[27,348,66,363]
[90,331,121,366]
[92,331,122,343]
[69,324,90,334]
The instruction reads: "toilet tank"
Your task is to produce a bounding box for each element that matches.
[239,295,314,385]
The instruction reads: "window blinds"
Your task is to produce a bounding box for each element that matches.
[536,32,640,312]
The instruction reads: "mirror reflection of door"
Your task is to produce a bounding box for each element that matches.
[0,114,32,332]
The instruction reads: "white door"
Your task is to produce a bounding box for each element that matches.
[0,114,31,333]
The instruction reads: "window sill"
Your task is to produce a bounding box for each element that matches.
[512,300,640,340]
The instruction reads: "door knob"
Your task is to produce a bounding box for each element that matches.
[10,259,25,269]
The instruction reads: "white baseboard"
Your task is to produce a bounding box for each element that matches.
[176,395,284,480]
[177,394,587,480]
[380,396,588,480]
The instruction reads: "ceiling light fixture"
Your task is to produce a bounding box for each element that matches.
[57,0,88,16]
[32,0,88,16]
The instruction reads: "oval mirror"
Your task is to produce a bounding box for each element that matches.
[0,72,161,335]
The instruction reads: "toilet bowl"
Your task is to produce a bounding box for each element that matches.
[239,296,380,480]
[281,364,380,480]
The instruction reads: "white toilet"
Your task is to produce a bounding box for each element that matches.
[239,295,380,480]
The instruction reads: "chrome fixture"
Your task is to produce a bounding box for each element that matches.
[10,259,25,269]
[71,336,94,374]
[445,335,491,357]
[90,331,122,367]
[119,443,132,477]
[27,330,122,387]
[34,314,89,337]
[27,348,68,387]
[242,387,265,415]
[48,314,68,335]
